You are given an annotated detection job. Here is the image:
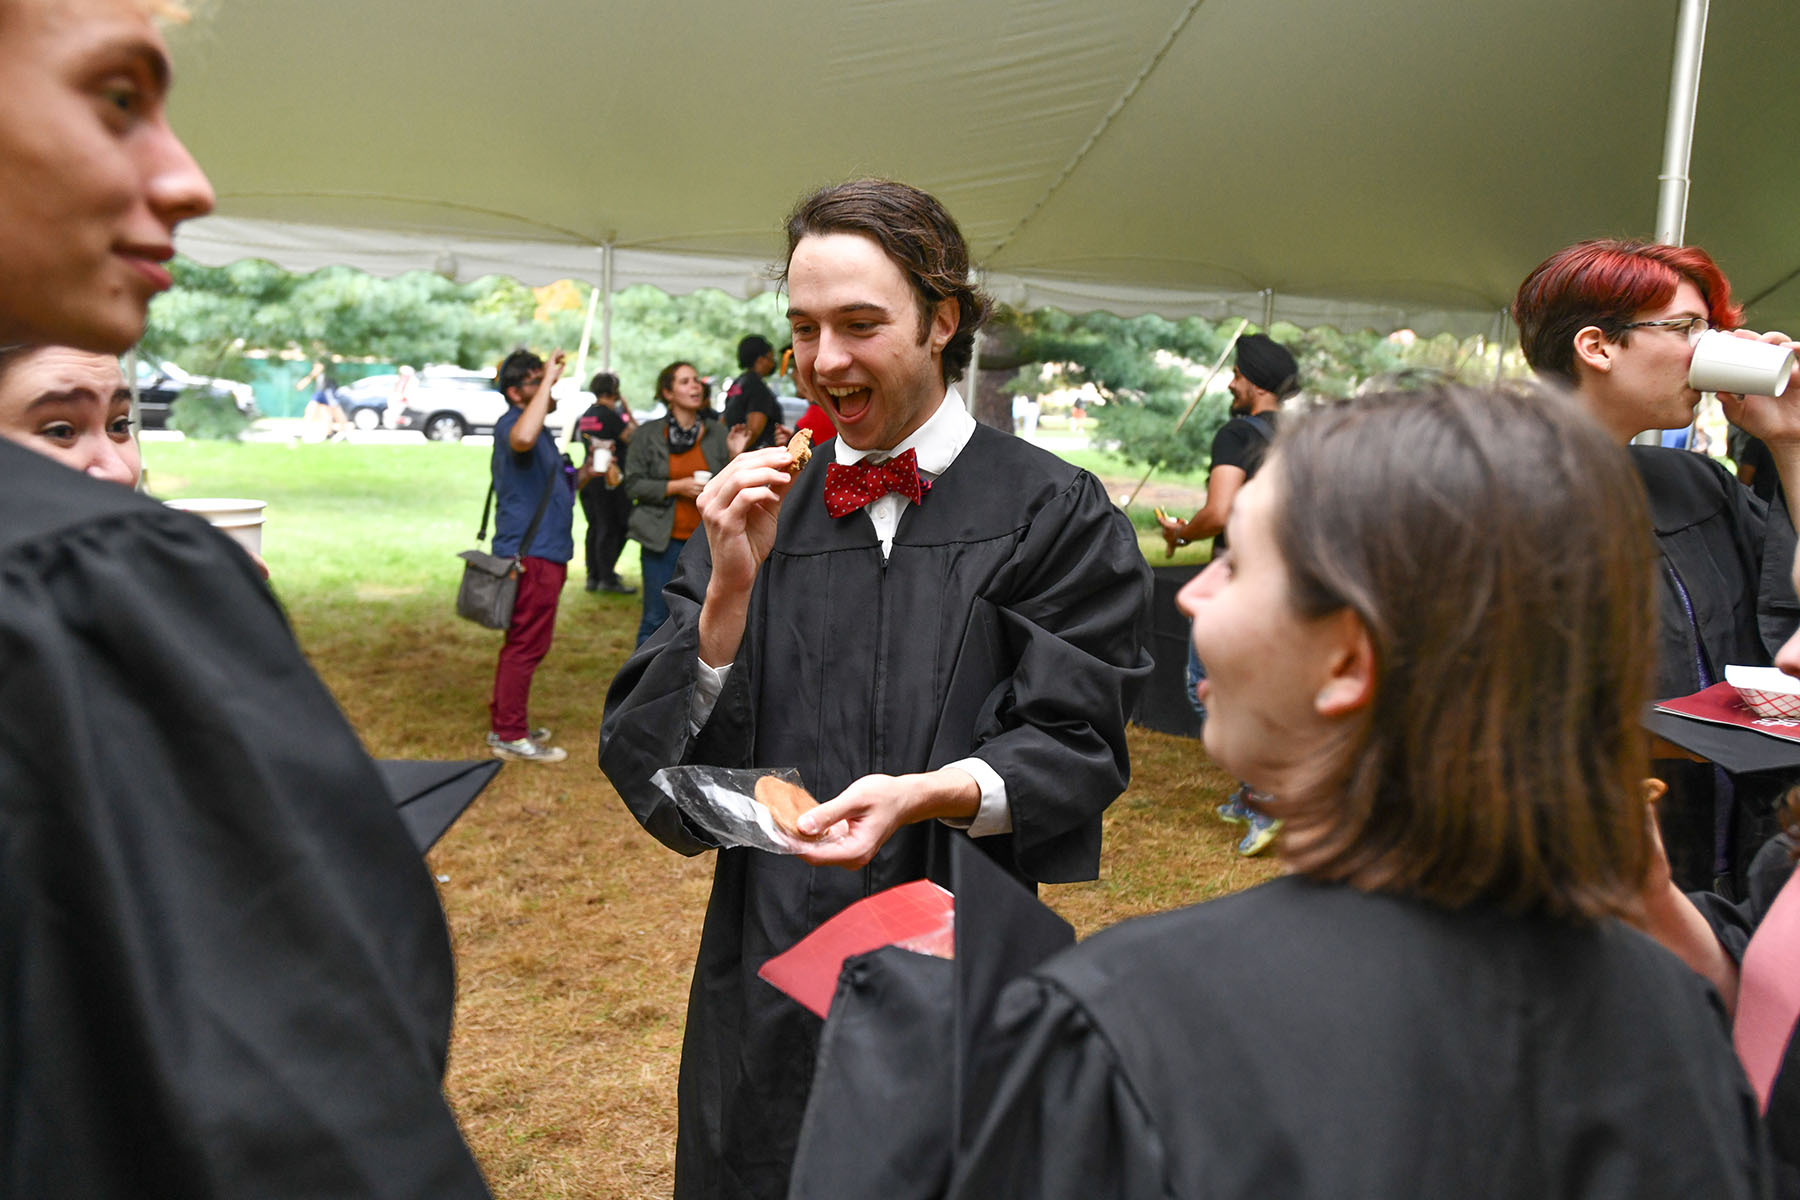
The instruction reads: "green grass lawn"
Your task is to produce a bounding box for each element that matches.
[146,437,1215,614]
[150,439,502,622]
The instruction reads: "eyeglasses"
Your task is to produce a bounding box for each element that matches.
[1620,315,1710,345]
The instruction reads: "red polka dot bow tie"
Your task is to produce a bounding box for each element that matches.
[822,448,931,518]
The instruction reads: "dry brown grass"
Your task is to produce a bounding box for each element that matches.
[299,558,1272,1198]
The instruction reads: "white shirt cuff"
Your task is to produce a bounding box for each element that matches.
[690,658,730,735]
[941,757,1011,837]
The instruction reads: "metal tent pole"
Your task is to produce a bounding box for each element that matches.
[1636,0,1710,448]
[600,242,615,371]
[1656,0,1710,247]
[573,278,600,387]
[965,331,982,414]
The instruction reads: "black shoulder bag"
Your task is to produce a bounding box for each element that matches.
[455,470,558,630]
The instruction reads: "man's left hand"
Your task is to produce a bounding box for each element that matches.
[792,767,981,870]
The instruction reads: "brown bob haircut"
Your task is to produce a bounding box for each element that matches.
[781,179,993,387]
[1267,380,1655,921]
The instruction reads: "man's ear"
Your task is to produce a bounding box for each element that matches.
[1572,325,1615,377]
[1314,610,1375,718]
[927,297,958,356]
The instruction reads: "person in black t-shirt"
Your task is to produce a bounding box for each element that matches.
[722,334,784,450]
[1158,332,1297,559]
[1158,332,1299,856]
[572,371,638,594]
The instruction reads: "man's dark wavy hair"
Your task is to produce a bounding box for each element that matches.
[497,348,543,403]
[781,179,992,386]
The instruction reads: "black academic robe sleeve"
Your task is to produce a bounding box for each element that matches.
[948,976,1172,1200]
[946,467,1151,879]
[0,445,489,1199]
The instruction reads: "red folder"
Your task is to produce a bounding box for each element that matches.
[758,880,956,1018]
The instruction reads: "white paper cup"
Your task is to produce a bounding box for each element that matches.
[165,497,267,555]
[1688,331,1796,397]
[590,446,613,472]
[692,470,713,485]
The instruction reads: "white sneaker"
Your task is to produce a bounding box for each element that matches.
[490,737,566,764]
[486,728,552,749]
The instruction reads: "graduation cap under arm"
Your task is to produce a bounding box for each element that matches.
[375,759,503,852]
[784,838,1074,1199]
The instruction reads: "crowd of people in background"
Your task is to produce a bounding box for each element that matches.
[8,2,1800,1198]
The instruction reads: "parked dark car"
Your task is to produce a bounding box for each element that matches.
[132,360,257,431]
[335,374,404,430]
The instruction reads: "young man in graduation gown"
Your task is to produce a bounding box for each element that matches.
[0,2,490,1193]
[599,179,1154,1199]
[1514,241,1800,894]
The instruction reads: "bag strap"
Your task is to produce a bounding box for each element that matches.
[476,484,497,542]
[514,469,559,560]
[1241,412,1276,445]
[477,463,560,555]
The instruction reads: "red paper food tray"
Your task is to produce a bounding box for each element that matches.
[1654,681,1800,744]
[757,879,955,1018]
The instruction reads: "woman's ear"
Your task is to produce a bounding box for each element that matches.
[1315,610,1375,717]
[1572,325,1614,377]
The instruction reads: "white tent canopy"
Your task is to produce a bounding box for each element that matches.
[168,0,1800,337]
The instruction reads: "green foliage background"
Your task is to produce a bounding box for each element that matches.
[145,257,1518,465]
[144,259,792,416]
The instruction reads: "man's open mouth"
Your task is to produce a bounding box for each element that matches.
[824,385,872,422]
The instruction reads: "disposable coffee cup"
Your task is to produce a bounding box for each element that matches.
[1689,331,1796,397]
[590,446,613,472]
[692,470,713,485]
[165,497,267,555]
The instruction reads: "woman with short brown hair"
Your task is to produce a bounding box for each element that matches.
[949,381,1770,1199]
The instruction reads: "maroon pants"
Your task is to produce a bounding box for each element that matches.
[488,556,566,740]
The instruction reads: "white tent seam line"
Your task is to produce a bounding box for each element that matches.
[981,0,1211,265]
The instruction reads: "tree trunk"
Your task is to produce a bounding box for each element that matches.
[970,366,1013,431]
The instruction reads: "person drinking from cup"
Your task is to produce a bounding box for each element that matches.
[1514,239,1800,896]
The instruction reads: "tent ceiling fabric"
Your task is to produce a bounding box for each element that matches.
[169,0,1800,337]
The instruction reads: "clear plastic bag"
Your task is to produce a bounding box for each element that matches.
[650,765,840,854]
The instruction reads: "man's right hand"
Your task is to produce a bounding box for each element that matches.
[1157,510,1186,557]
[696,446,799,666]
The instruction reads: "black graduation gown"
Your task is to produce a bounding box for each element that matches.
[1633,446,1800,892]
[599,424,1153,1199]
[950,875,1773,1200]
[1692,834,1800,1196]
[0,442,489,1198]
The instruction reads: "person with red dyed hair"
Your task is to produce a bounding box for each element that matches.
[1515,239,1800,896]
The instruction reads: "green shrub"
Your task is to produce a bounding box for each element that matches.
[167,387,251,441]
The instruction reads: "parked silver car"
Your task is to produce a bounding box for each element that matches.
[394,367,568,442]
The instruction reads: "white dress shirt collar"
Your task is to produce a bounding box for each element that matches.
[831,385,975,477]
